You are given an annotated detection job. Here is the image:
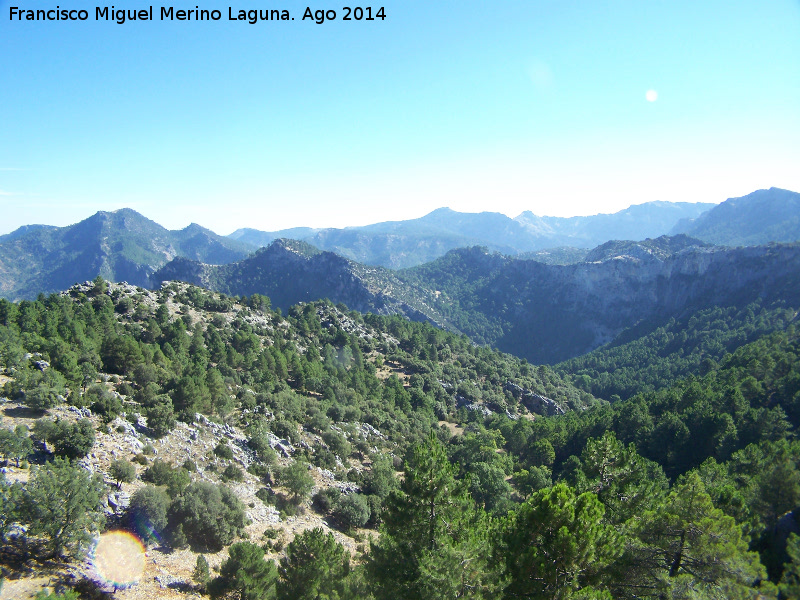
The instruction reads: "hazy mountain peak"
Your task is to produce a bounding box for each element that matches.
[673,187,800,245]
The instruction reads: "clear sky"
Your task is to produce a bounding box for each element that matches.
[1,0,799,235]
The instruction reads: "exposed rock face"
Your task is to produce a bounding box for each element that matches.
[456,242,800,363]
[504,382,565,416]
[154,239,800,365]
[152,239,441,325]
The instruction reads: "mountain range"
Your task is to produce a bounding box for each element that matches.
[228,187,800,268]
[229,200,715,268]
[2,186,800,366]
[0,208,254,299]
[152,234,800,364]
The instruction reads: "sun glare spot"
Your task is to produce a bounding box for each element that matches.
[91,530,147,589]
[646,90,658,102]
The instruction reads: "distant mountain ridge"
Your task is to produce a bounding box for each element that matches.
[153,235,800,364]
[230,201,715,268]
[672,187,800,245]
[152,238,440,325]
[0,208,256,300]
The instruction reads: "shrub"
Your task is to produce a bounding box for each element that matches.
[312,488,340,514]
[49,419,96,460]
[333,493,370,530]
[214,442,234,460]
[277,461,314,503]
[322,431,351,458]
[222,464,244,482]
[109,458,136,488]
[128,485,170,543]
[167,481,247,551]
[146,396,176,438]
[142,460,190,497]
[24,385,62,411]
[247,462,272,482]
[85,385,122,423]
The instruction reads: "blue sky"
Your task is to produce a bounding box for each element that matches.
[1,0,799,234]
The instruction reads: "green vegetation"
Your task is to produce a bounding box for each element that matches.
[17,458,106,560]
[558,301,797,401]
[277,527,350,600]
[210,541,277,600]
[168,481,247,551]
[108,458,136,488]
[0,278,798,598]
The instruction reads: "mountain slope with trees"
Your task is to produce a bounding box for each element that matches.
[673,187,800,246]
[0,209,255,300]
[1,281,799,598]
[153,238,800,367]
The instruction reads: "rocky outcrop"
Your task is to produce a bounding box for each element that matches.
[152,239,442,326]
[504,382,565,416]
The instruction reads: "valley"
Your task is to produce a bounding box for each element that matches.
[0,187,799,599]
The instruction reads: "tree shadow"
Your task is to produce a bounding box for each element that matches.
[3,406,46,419]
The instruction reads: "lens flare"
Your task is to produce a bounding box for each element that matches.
[90,530,147,589]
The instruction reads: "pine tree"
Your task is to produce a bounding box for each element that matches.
[503,483,622,599]
[211,541,277,600]
[781,533,800,600]
[367,434,505,600]
[576,432,668,525]
[277,527,349,600]
[630,472,767,599]
[193,554,210,591]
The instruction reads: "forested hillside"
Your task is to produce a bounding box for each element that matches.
[0,281,799,598]
[0,209,255,301]
[154,237,800,367]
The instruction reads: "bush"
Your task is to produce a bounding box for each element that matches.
[109,458,136,488]
[168,481,247,551]
[214,442,234,460]
[277,461,314,503]
[322,431,351,457]
[333,493,370,530]
[128,485,170,543]
[312,488,341,514]
[142,460,190,497]
[85,385,122,423]
[248,462,272,482]
[255,487,275,505]
[146,396,176,438]
[311,448,337,470]
[193,554,210,590]
[247,435,277,465]
[222,464,244,482]
[24,385,62,411]
[49,419,96,460]
[270,420,298,444]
